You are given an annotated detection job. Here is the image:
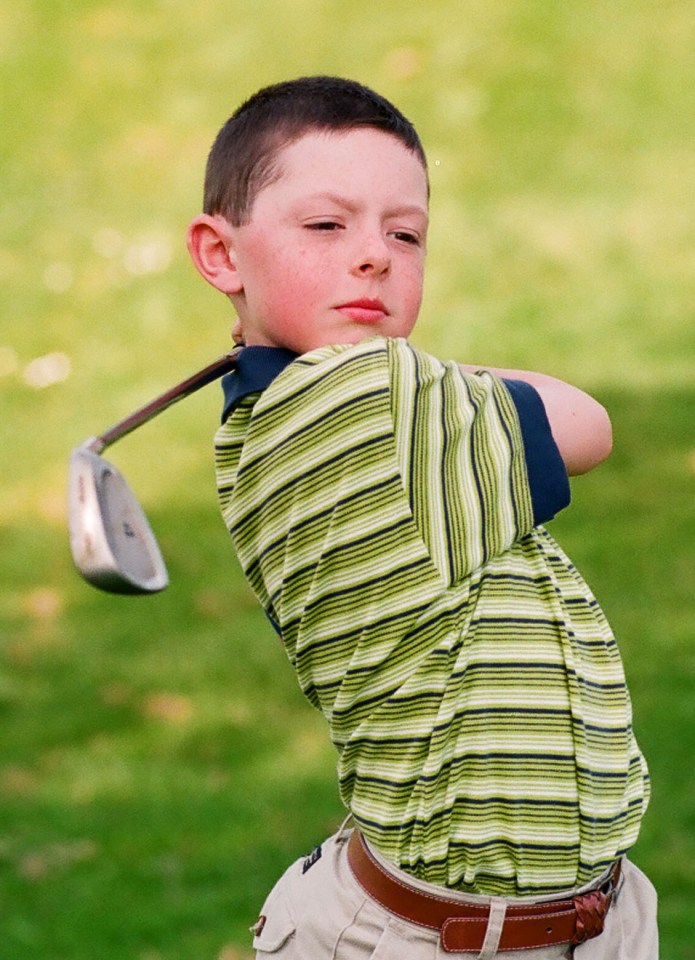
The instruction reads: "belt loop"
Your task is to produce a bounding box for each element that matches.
[476,898,507,960]
[336,813,355,840]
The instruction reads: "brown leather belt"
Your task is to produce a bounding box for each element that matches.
[346,830,620,954]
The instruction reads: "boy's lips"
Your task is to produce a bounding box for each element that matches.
[335,298,388,324]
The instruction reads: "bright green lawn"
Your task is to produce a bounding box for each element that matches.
[1,1,694,958]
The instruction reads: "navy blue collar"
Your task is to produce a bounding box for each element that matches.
[220,346,298,422]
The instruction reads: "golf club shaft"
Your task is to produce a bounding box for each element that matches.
[86,349,241,454]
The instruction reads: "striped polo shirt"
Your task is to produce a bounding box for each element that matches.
[214,336,649,897]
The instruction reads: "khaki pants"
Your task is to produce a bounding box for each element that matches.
[252,826,658,959]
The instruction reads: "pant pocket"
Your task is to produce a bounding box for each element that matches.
[252,875,297,956]
[367,918,431,960]
[334,910,437,960]
[253,914,296,956]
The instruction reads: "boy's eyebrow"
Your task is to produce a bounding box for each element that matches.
[300,191,428,220]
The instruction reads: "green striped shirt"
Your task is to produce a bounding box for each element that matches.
[214,337,649,896]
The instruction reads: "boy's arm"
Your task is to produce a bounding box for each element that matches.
[460,364,613,477]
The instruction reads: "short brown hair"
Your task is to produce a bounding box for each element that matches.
[203,76,428,225]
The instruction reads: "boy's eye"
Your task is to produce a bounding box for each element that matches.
[391,230,421,246]
[305,220,343,231]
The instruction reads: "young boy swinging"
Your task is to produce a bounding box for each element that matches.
[187,76,657,959]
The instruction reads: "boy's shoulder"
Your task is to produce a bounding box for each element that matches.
[287,336,459,382]
[266,337,471,404]
[222,336,504,424]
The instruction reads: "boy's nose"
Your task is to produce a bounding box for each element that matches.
[352,235,391,276]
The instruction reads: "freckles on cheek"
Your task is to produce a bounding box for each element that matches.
[284,260,323,303]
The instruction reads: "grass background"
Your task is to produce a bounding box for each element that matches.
[1,0,694,957]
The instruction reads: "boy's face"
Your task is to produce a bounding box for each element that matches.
[224,128,429,354]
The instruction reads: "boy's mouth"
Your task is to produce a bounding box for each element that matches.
[335,299,388,324]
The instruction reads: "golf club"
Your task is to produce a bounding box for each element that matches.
[68,348,241,594]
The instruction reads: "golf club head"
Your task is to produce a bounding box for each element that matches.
[68,445,168,594]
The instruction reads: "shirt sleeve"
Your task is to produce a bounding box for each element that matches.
[388,340,561,584]
[502,378,571,526]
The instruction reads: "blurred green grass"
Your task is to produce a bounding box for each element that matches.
[1,1,693,957]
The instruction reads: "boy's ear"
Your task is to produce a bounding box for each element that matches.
[186,214,243,295]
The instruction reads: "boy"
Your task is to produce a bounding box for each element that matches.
[187,77,657,958]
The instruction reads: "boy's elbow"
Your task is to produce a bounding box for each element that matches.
[596,404,614,464]
[566,403,613,476]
